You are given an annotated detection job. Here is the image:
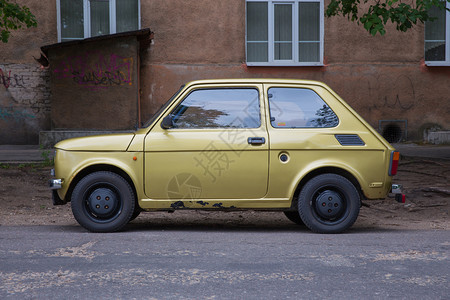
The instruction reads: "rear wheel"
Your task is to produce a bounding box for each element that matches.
[298,174,360,234]
[71,171,135,232]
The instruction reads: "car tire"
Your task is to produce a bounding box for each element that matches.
[129,207,142,222]
[71,171,135,232]
[283,211,304,225]
[298,174,360,234]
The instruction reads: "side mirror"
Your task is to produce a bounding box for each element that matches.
[161,115,174,129]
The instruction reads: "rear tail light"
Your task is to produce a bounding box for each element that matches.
[389,151,400,176]
[395,194,406,203]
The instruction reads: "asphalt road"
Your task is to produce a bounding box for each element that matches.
[0,225,449,299]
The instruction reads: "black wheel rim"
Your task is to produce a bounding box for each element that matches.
[311,186,350,225]
[82,182,123,223]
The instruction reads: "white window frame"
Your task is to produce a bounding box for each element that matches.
[425,1,450,66]
[245,0,324,66]
[56,0,141,42]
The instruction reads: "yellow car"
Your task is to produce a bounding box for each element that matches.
[49,79,403,233]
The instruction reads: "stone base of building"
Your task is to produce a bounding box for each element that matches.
[427,131,450,145]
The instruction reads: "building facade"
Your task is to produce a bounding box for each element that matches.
[1,0,449,145]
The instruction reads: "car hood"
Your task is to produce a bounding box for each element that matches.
[55,133,135,151]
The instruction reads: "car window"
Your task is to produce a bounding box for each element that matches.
[268,87,339,128]
[171,88,261,128]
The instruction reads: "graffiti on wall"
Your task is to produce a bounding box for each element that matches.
[365,74,416,111]
[0,105,35,122]
[0,64,51,144]
[0,68,26,89]
[336,73,418,114]
[53,51,134,90]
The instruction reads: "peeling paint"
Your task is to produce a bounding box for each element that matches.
[211,203,236,209]
[170,201,186,209]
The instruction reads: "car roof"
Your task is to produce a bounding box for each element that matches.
[185,78,329,88]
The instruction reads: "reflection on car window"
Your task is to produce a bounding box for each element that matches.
[268,87,339,128]
[171,88,260,128]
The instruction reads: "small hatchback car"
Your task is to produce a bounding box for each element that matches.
[50,79,403,233]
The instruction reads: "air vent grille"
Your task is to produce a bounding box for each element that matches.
[335,134,365,146]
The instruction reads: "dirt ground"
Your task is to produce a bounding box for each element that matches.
[0,156,448,231]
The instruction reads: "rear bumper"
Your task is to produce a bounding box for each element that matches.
[390,184,406,203]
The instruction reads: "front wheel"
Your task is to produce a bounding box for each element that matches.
[283,211,304,225]
[298,174,360,234]
[129,207,142,222]
[71,171,135,232]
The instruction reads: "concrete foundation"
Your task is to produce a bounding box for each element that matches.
[427,131,450,145]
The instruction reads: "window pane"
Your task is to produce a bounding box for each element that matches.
[274,4,292,42]
[172,89,261,128]
[247,2,268,62]
[275,43,292,60]
[247,2,268,41]
[60,0,84,41]
[299,2,320,41]
[425,4,446,61]
[299,2,320,62]
[425,42,446,61]
[299,42,320,62]
[90,0,110,37]
[247,42,268,62]
[268,88,338,128]
[425,5,446,40]
[274,4,292,60]
[116,0,139,32]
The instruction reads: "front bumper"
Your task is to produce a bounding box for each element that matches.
[51,189,67,205]
[49,179,66,205]
[49,168,66,205]
[390,184,406,203]
[49,178,62,190]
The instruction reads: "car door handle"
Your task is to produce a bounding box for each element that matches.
[247,137,266,145]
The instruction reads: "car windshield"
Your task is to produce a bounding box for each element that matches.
[142,85,185,128]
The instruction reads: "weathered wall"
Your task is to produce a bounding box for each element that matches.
[1,1,57,64]
[0,65,51,144]
[0,0,57,144]
[48,36,139,130]
[139,0,450,141]
[1,0,448,144]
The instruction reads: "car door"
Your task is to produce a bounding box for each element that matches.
[144,83,269,202]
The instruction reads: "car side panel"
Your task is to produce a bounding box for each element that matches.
[264,83,391,201]
[267,148,390,200]
[54,150,145,202]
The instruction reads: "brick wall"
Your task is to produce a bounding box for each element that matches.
[0,64,51,144]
